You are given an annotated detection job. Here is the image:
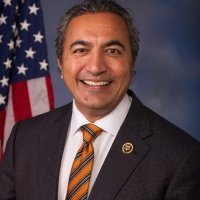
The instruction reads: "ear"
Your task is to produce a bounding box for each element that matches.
[57,58,63,79]
[57,58,62,71]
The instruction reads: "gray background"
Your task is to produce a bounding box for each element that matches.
[40,0,200,140]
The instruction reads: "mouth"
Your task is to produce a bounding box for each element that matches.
[81,80,111,86]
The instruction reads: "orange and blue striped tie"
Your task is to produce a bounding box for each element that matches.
[66,123,102,200]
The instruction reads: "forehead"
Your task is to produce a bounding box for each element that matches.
[65,12,130,43]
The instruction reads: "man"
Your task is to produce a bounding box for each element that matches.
[0,0,200,199]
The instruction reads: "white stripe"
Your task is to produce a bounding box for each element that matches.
[27,77,50,116]
[3,86,15,151]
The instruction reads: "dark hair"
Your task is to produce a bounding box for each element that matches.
[56,0,139,62]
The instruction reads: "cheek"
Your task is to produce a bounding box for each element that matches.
[115,63,132,80]
[62,60,78,78]
[117,67,133,88]
[61,65,76,87]
[63,56,85,75]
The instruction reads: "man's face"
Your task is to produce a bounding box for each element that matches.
[59,13,134,122]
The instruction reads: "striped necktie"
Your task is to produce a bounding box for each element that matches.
[66,123,102,200]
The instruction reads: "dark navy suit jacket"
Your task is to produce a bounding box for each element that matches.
[0,91,200,199]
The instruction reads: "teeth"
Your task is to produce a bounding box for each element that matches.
[83,80,110,86]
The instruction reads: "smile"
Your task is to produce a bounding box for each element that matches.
[82,80,111,86]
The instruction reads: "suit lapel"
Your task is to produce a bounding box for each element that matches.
[38,104,72,200]
[89,92,152,200]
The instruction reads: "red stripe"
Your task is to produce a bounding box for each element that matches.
[0,109,6,160]
[12,81,32,122]
[45,76,54,110]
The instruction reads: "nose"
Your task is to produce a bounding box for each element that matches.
[86,50,107,75]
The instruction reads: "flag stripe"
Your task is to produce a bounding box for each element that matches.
[0,110,6,160]
[45,76,54,110]
[27,77,50,116]
[0,110,6,143]
[3,87,15,151]
[12,81,32,122]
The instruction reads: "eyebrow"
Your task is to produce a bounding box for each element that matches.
[70,40,126,50]
[104,40,125,50]
[70,40,90,49]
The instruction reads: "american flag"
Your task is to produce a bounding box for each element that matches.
[0,0,54,159]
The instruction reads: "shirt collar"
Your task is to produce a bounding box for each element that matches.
[70,93,132,136]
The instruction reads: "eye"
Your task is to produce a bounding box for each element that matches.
[105,48,121,56]
[73,48,88,55]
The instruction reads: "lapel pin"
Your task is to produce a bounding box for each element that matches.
[122,143,134,154]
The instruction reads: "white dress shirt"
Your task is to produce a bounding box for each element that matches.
[58,94,132,200]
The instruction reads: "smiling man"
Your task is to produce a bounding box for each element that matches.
[58,12,133,122]
[0,0,200,200]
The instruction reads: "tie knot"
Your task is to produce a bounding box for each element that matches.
[81,123,102,143]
